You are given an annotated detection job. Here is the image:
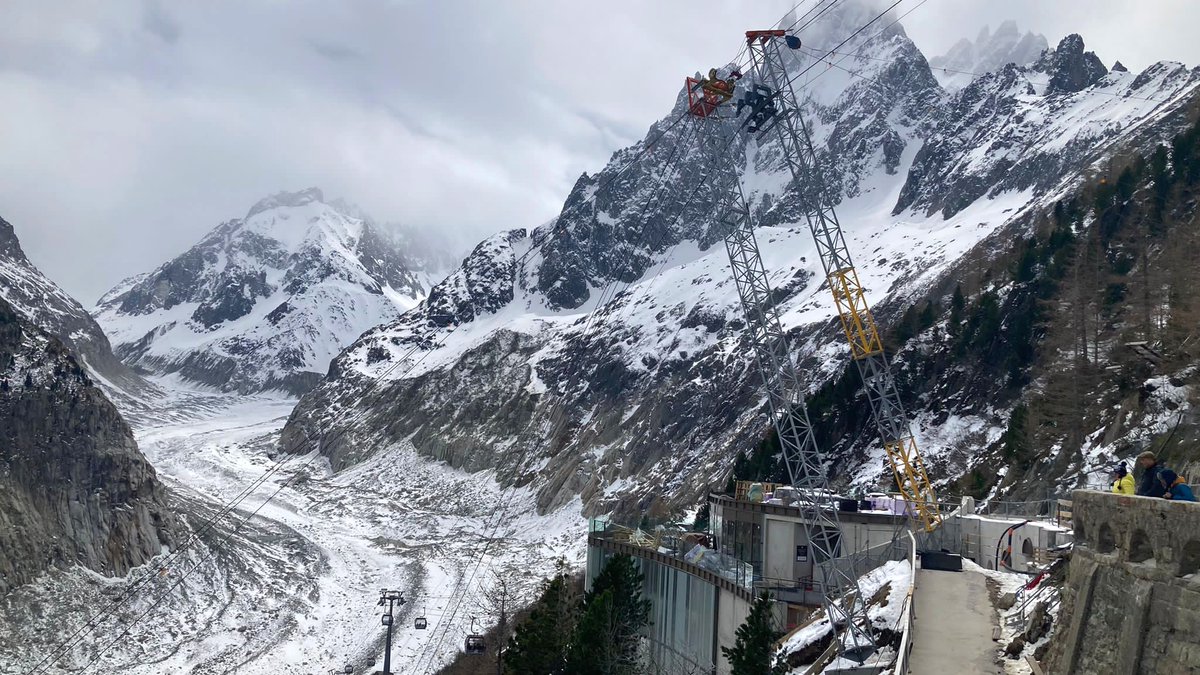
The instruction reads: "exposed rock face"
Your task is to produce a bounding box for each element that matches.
[0,216,144,391]
[1042,34,1108,94]
[0,297,175,594]
[535,2,941,312]
[96,188,449,395]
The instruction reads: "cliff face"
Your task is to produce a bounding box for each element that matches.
[0,296,175,594]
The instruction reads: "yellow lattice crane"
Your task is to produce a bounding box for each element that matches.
[741,29,942,531]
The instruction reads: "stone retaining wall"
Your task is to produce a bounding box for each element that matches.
[1046,490,1200,675]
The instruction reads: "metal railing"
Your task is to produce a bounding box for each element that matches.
[973,498,1060,520]
[589,519,758,591]
[1009,573,1062,631]
[726,485,963,515]
[891,531,919,675]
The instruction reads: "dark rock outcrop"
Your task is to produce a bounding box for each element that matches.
[0,297,175,593]
[1042,34,1108,94]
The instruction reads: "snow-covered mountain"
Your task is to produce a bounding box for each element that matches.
[898,34,1197,218]
[280,1,1200,523]
[928,21,1048,90]
[96,188,450,395]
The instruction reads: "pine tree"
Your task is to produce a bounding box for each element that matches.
[693,502,711,532]
[918,300,938,332]
[569,589,622,674]
[948,284,965,336]
[722,592,787,675]
[568,554,651,675]
[1149,144,1172,224]
[1001,404,1033,470]
[504,570,577,675]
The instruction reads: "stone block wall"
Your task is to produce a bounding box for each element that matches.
[1046,490,1200,674]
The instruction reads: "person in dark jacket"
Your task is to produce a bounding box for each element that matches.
[1136,451,1166,498]
[1159,469,1197,502]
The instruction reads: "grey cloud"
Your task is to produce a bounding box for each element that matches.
[142,1,181,44]
[0,0,1194,303]
[309,40,361,62]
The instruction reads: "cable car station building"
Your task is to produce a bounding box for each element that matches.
[587,484,1071,674]
[586,485,914,674]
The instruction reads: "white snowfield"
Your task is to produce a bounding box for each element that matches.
[0,381,585,674]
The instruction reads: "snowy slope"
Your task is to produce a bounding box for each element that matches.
[96,188,447,395]
[898,36,1200,219]
[283,1,1200,523]
[0,389,582,675]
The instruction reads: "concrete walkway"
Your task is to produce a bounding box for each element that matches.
[908,566,1002,674]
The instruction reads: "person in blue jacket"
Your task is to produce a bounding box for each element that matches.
[1159,469,1197,502]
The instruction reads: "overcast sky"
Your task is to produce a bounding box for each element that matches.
[2,0,1196,304]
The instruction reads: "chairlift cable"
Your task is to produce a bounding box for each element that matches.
[65,326,473,673]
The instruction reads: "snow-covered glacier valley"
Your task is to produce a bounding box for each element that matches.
[0,380,584,675]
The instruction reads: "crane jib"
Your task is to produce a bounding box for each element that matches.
[682,27,947,665]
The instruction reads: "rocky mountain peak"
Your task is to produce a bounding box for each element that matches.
[246,187,326,220]
[1041,33,1108,93]
[930,20,1049,89]
[0,218,29,264]
[529,2,942,312]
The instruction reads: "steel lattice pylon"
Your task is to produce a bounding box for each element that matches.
[744,32,942,533]
[690,112,878,660]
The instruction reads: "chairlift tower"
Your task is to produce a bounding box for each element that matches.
[686,69,878,662]
[742,29,943,533]
[378,589,406,674]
